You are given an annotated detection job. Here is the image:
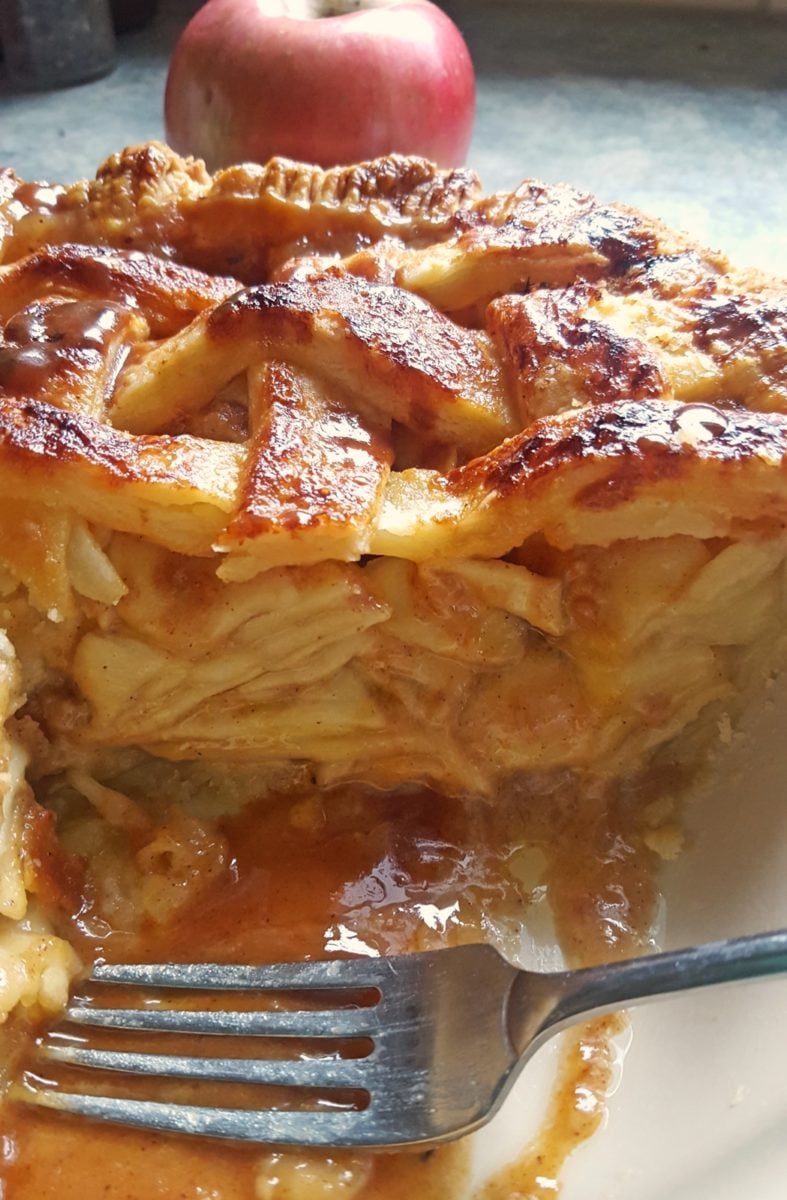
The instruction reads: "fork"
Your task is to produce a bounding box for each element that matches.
[19,929,787,1148]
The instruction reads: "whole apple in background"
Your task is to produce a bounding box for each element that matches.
[165,0,475,170]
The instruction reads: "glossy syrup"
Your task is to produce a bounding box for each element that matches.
[1,780,659,1199]
[0,299,132,404]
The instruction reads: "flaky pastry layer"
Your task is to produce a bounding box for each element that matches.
[0,144,785,1024]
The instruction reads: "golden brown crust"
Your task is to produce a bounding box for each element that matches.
[216,362,393,570]
[0,140,784,577]
[109,272,513,456]
[390,180,728,319]
[457,399,787,498]
[0,144,725,296]
[0,244,239,334]
[0,396,241,554]
[487,285,667,422]
[1,144,481,281]
[473,181,727,277]
[368,399,787,563]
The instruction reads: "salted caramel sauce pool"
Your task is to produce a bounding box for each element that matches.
[1,774,663,1199]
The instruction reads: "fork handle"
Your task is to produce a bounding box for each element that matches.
[510,928,787,1053]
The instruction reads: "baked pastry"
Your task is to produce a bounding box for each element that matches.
[0,146,786,1189]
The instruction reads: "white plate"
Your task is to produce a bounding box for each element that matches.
[467,677,787,1198]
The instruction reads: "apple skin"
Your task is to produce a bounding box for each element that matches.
[165,0,475,170]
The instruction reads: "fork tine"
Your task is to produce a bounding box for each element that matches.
[63,1004,378,1038]
[40,1044,370,1089]
[91,960,392,990]
[20,1090,386,1146]
[18,946,517,1149]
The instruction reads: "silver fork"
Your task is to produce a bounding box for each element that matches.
[19,929,787,1148]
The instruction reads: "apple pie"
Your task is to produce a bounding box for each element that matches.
[0,142,786,1195]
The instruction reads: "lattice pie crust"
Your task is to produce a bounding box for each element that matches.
[0,142,785,1021]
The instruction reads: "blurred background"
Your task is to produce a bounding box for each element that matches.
[0,0,785,271]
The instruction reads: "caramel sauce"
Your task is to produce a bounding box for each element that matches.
[480,1015,627,1200]
[3,182,70,263]
[7,183,66,224]
[0,777,659,1199]
[0,299,134,412]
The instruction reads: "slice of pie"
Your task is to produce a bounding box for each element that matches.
[0,145,786,1176]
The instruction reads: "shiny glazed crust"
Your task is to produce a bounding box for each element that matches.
[0,143,786,1032]
[0,142,784,781]
[0,142,784,574]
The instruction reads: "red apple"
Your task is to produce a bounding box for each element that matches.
[165,0,475,170]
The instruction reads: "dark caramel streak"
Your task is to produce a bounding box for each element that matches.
[691,291,787,359]
[341,283,492,394]
[573,203,657,274]
[208,277,324,337]
[450,400,787,500]
[489,287,666,420]
[0,299,137,416]
[465,181,654,271]
[0,244,240,335]
[470,179,725,281]
[622,252,721,300]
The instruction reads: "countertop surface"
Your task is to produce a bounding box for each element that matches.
[0,0,786,274]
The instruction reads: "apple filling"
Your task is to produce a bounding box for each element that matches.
[0,144,785,1198]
